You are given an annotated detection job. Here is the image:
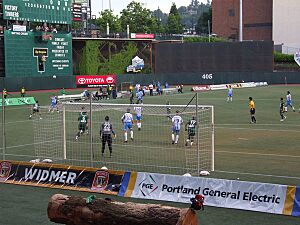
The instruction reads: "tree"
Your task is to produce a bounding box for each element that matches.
[96,10,121,33]
[166,3,183,34]
[196,7,212,35]
[120,1,157,33]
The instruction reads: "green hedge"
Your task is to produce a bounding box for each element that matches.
[274,52,295,63]
[183,36,228,43]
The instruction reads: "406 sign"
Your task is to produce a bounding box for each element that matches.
[202,74,213,80]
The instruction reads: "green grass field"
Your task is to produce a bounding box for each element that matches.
[0,85,300,225]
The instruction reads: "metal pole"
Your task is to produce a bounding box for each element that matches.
[239,0,243,42]
[63,104,67,160]
[2,90,5,160]
[89,95,93,167]
[211,106,215,171]
[208,20,211,42]
[196,93,200,176]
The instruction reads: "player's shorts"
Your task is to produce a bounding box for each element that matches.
[188,128,196,137]
[79,123,87,132]
[172,127,180,135]
[286,100,292,106]
[33,109,39,113]
[250,108,255,115]
[136,115,142,121]
[228,93,232,97]
[124,122,133,130]
[51,103,57,108]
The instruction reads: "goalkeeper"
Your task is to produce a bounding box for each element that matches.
[185,116,197,146]
[75,107,89,140]
[100,116,116,158]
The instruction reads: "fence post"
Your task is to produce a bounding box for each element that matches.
[196,93,200,176]
[89,95,93,167]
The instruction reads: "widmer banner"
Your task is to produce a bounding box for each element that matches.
[130,172,300,216]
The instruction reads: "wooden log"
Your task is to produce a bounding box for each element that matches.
[48,194,198,225]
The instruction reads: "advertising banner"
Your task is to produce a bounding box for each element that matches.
[0,161,125,195]
[294,51,300,67]
[0,97,36,107]
[130,33,155,39]
[130,172,300,216]
[191,85,210,92]
[76,75,116,87]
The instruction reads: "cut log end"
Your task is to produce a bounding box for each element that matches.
[48,194,198,225]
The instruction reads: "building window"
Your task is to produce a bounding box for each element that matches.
[228,9,235,17]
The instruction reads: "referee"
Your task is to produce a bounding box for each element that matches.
[249,97,257,124]
[100,116,116,158]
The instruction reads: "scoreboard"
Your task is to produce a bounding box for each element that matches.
[4,30,73,77]
[3,0,72,24]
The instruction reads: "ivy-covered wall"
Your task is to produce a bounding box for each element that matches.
[78,40,138,75]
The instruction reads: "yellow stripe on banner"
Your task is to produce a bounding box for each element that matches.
[283,186,296,215]
[124,172,137,197]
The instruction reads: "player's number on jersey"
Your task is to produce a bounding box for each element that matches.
[190,120,196,127]
[202,74,213,80]
[80,117,87,123]
[103,124,110,132]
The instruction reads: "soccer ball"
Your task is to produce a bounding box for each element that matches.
[101,166,108,170]
[183,173,192,177]
[199,170,210,176]
[53,75,57,79]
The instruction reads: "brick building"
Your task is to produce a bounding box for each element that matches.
[212,0,272,41]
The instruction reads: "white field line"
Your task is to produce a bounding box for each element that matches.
[217,126,300,133]
[216,150,300,159]
[214,170,300,180]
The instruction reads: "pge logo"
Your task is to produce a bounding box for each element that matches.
[78,78,86,84]
[106,76,114,84]
[138,175,158,197]
[0,161,12,182]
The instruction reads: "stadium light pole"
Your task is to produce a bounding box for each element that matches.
[239,0,243,42]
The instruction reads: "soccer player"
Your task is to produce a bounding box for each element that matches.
[185,116,197,146]
[121,108,134,143]
[49,96,59,113]
[172,110,183,144]
[100,116,116,158]
[136,88,143,104]
[227,85,233,102]
[166,101,172,120]
[75,107,89,140]
[134,103,143,131]
[285,91,295,112]
[249,97,256,124]
[20,87,26,97]
[29,100,42,119]
[280,97,287,122]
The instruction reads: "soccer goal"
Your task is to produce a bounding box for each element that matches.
[33,101,214,176]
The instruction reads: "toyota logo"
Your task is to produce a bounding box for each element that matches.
[78,78,86,84]
[106,77,114,84]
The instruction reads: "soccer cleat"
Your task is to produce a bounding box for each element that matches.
[175,142,178,145]
[131,137,134,141]
[124,140,128,143]
[185,142,188,146]
[75,136,78,141]
[138,128,141,131]
[280,119,284,122]
[172,141,175,144]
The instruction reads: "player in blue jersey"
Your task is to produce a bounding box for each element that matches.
[171,110,183,144]
[136,88,144,104]
[285,91,295,112]
[121,108,134,143]
[49,96,59,113]
[134,103,143,131]
[227,85,233,102]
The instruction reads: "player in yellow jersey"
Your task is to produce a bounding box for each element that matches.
[249,97,256,124]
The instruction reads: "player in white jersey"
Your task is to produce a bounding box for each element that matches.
[171,111,183,144]
[121,108,134,142]
[134,104,143,131]
[227,85,233,102]
[29,101,42,119]
[285,91,295,112]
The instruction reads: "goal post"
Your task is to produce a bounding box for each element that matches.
[33,101,214,176]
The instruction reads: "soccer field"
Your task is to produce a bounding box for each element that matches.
[0,85,300,225]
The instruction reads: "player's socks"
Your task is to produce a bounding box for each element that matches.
[172,134,175,142]
[124,132,128,142]
[130,130,134,140]
[185,139,189,146]
[175,135,179,144]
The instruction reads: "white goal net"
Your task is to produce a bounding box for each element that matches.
[33,102,214,176]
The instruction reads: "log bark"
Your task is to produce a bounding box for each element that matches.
[48,194,198,225]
